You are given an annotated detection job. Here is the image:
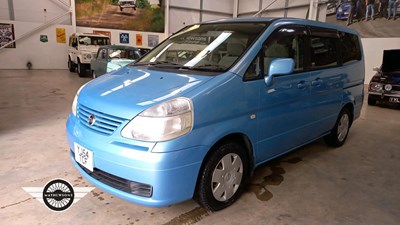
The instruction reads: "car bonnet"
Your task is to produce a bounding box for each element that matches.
[382,50,400,74]
[77,66,214,119]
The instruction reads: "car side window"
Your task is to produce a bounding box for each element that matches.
[340,33,361,65]
[244,26,305,81]
[263,35,304,75]
[310,36,338,69]
[70,38,77,47]
[97,49,107,60]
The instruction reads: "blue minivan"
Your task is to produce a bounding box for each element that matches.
[66,18,364,211]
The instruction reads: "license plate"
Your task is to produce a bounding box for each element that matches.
[389,97,400,103]
[74,143,94,172]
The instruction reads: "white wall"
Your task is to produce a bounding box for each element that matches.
[0,0,10,20]
[0,0,71,24]
[0,20,72,69]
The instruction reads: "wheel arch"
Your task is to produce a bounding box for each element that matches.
[342,102,354,127]
[194,132,255,194]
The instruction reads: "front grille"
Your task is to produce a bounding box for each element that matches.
[392,85,400,92]
[73,151,152,197]
[77,104,127,135]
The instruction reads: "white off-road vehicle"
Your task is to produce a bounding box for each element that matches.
[68,33,111,77]
[118,0,136,11]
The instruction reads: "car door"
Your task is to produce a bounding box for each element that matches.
[93,48,108,76]
[307,27,343,137]
[244,25,314,162]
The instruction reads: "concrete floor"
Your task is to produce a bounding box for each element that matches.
[0,69,399,225]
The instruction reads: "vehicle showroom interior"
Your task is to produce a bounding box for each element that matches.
[0,0,399,224]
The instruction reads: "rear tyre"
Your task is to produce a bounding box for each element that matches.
[196,141,248,211]
[324,108,351,147]
[77,60,86,77]
[68,57,75,72]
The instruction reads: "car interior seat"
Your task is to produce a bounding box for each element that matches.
[219,43,245,68]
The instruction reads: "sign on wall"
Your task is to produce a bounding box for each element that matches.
[56,28,66,43]
[0,23,16,48]
[136,34,143,46]
[120,33,130,44]
[40,35,48,43]
[148,34,159,47]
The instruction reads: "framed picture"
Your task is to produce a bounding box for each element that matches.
[0,23,16,48]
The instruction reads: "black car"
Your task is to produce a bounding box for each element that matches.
[368,49,400,105]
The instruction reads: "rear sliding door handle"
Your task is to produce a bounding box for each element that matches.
[311,79,323,86]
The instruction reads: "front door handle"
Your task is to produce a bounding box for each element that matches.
[297,81,307,89]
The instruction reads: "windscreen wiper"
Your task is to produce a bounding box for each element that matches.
[189,64,227,72]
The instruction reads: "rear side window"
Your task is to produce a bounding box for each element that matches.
[310,36,338,69]
[340,33,361,65]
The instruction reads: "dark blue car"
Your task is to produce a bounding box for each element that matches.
[336,2,351,20]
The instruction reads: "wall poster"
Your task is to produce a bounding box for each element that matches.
[0,23,16,48]
[56,28,66,43]
[75,0,164,33]
[325,0,400,38]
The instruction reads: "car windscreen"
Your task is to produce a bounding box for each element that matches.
[135,22,269,72]
[382,50,400,73]
[79,36,110,46]
[109,49,141,60]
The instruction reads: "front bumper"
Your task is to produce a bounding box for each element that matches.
[119,2,136,8]
[66,114,208,207]
[368,92,400,103]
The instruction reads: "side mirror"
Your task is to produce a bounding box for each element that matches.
[264,58,295,86]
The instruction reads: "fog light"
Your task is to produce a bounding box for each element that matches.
[385,84,392,91]
[129,181,152,197]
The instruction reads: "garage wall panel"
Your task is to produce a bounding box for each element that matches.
[203,0,233,14]
[238,0,259,15]
[12,0,71,25]
[286,7,308,19]
[169,9,200,34]
[0,0,10,20]
[170,0,200,9]
[201,12,230,22]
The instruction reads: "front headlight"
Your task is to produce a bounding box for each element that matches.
[121,97,193,142]
[72,83,87,116]
[83,53,92,60]
[369,82,383,92]
[72,94,78,116]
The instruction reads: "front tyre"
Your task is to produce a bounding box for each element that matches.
[68,57,75,72]
[77,60,86,77]
[196,141,248,211]
[324,108,352,147]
